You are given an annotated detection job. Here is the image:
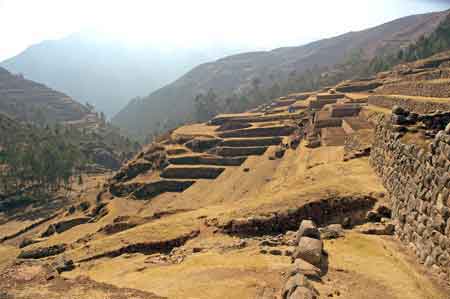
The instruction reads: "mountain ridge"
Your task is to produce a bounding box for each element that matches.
[112,9,449,139]
[1,32,249,116]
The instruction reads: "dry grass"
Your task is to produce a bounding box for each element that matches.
[318,232,448,299]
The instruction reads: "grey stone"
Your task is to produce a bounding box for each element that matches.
[292,237,323,267]
[282,273,310,299]
[319,224,344,240]
[296,220,320,244]
[288,258,321,279]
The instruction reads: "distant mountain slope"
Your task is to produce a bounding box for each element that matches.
[0,66,89,123]
[112,10,449,138]
[1,32,247,117]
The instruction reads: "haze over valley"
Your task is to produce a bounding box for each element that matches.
[2,1,450,298]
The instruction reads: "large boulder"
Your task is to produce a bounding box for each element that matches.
[282,273,311,299]
[296,220,320,244]
[292,237,323,267]
[287,258,321,279]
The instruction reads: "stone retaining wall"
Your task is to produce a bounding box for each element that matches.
[375,80,450,99]
[368,94,450,114]
[370,114,450,278]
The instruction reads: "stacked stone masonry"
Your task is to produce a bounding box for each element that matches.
[368,95,450,114]
[370,113,450,278]
[282,220,323,299]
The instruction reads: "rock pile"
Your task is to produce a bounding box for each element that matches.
[282,220,326,299]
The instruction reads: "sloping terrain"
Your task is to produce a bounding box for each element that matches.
[1,31,247,117]
[2,51,450,298]
[0,66,139,171]
[113,10,449,138]
[0,67,89,123]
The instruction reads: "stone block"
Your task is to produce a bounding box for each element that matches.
[292,237,323,267]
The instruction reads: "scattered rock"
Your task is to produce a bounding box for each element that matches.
[319,224,344,239]
[269,249,283,256]
[296,220,320,244]
[292,237,323,267]
[51,258,75,273]
[356,222,395,235]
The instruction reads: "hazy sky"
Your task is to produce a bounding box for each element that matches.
[1,0,450,60]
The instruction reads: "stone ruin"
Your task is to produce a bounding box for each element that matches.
[371,106,450,279]
[305,92,373,149]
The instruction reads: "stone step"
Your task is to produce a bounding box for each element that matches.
[221,137,282,147]
[160,165,225,180]
[210,113,304,126]
[168,154,246,166]
[131,179,196,200]
[376,79,450,99]
[208,146,268,157]
[218,125,296,138]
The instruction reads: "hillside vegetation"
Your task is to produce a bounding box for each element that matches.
[2,49,450,297]
[0,66,140,190]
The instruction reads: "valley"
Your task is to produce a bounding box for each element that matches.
[1,5,450,299]
[2,50,450,298]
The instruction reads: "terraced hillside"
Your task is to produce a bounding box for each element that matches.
[113,10,449,138]
[0,66,139,172]
[2,52,450,298]
[0,67,89,123]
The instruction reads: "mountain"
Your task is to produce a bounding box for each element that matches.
[0,66,137,171]
[112,10,449,139]
[0,32,248,117]
[0,66,89,124]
